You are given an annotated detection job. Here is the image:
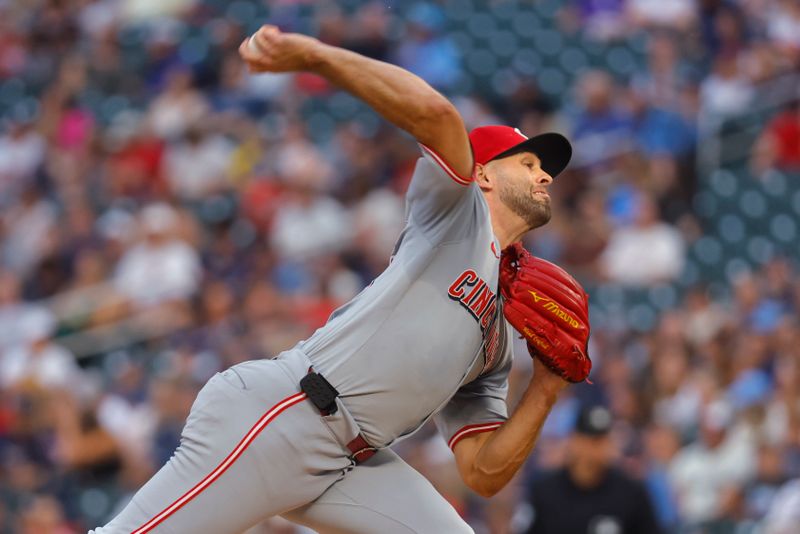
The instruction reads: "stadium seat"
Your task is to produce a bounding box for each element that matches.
[537,67,568,95]
[534,29,564,57]
[226,1,259,25]
[606,46,638,76]
[467,13,497,37]
[559,47,590,73]
[693,236,723,266]
[648,284,678,310]
[792,190,800,216]
[725,257,752,281]
[627,302,657,332]
[512,49,543,76]
[445,0,475,22]
[761,169,788,197]
[709,169,739,198]
[747,236,776,264]
[511,12,542,38]
[467,49,498,76]
[693,191,719,218]
[770,214,797,243]
[488,31,520,58]
[739,190,767,219]
[718,214,745,244]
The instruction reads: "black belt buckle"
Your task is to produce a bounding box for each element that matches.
[300,370,339,416]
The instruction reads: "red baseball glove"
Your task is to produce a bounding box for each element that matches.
[499,243,591,383]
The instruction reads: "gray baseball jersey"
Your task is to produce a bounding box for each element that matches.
[301,144,514,449]
[90,146,514,534]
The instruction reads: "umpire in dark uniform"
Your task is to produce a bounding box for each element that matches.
[525,405,662,534]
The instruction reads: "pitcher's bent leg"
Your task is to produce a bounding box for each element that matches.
[283,449,474,534]
[91,362,350,534]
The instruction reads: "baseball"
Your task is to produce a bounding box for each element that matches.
[247,34,260,54]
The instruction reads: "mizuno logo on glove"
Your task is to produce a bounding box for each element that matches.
[529,291,580,329]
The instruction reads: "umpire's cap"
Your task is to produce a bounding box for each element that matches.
[469,125,572,178]
[574,405,613,436]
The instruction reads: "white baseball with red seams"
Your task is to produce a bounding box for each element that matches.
[90,146,512,533]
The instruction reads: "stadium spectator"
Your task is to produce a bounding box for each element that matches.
[600,194,685,285]
[627,86,695,158]
[642,423,681,531]
[120,0,196,23]
[627,0,696,32]
[630,32,693,114]
[269,165,352,264]
[0,271,50,350]
[699,54,755,128]
[0,307,81,392]
[525,405,662,534]
[16,494,73,534]
[744,444,789,521]
[391,3,461,91]
[700,1,749,59]
[146,68,210,140]
[669,399,758,526]
[344,2,391,62]
[765,0,800,60]
[1,184,57,275]
[163,125,234,201]
[568,0,628,42]
[752,99,800,173]
[113,203,201,308]
[0,120,45,199]
[761,478,800,534]
[571,70,632,166]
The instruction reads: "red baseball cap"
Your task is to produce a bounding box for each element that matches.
[469,125,572,178]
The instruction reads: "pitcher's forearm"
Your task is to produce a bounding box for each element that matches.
[454,361,567,497]
[308,44,458,148]
[462,384,557,496]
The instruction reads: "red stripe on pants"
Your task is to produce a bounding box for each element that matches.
[132,391,308,533]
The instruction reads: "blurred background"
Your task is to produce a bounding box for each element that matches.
[0,0,798,532]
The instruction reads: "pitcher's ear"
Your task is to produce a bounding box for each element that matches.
[475,163,492,191]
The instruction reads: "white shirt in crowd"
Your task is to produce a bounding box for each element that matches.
[1,342,81,391]
[762,479,800,534]
[353,188,406,259]
[601,222,685,285]
[668,423,757,523]
[767,3,800,50]
[114,240,201,306]
[270,197,353,261]
[164,135,234,200]
[0,128,45,186]
[627,0,696,27]
[2,198,56,274]
[700,71,755,121]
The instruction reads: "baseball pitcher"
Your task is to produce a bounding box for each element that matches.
[91,24,591,534]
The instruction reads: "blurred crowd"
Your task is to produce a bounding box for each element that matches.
[0,0,798,532]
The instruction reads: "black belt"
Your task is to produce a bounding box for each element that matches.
[300,368,377,465]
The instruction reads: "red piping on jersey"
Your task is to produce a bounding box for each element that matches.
[448,421,504,450]
[419,143,473,186]
[131,391,308,533]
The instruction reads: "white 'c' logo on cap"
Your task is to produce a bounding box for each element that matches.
[514,128,529,139]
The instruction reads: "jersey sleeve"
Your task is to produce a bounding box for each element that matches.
[434,355,511,451]
[405,144,476,243]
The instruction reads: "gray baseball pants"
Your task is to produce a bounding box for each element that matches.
[90,350,473,533]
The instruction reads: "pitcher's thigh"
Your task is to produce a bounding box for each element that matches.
[283,449,474,534]
[92,369,341,534]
